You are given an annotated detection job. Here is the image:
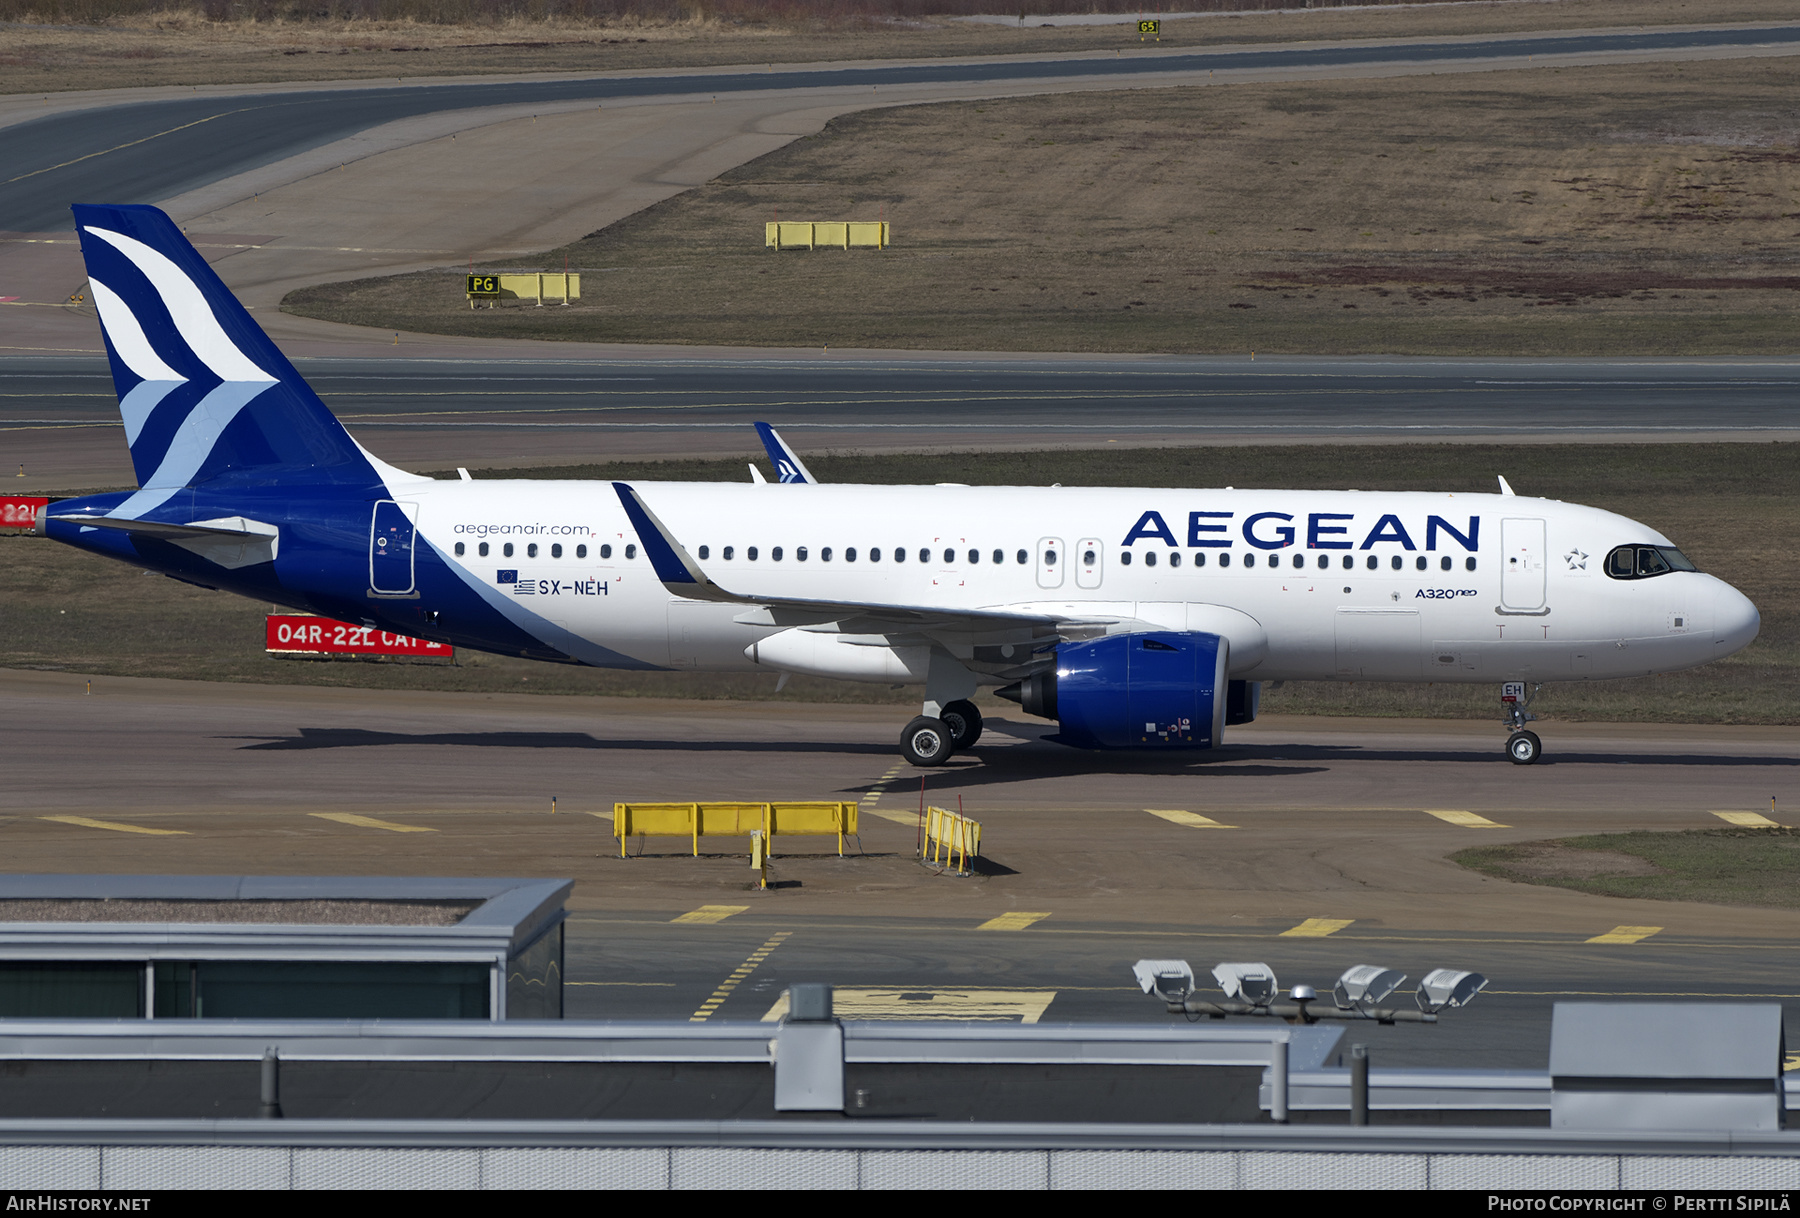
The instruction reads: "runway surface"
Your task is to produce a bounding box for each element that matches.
[4,667,1796,1070]
[7,23,1799,234]
[8,352,1799,490]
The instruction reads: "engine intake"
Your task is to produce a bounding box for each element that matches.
[997,631,1237,750]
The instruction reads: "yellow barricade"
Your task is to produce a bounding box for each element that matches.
[467,272,580,308]
[765,221,888,250]
[923,806,981,874]
[613,801,858,858]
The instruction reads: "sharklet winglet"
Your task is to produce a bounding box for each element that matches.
[754,422,817,484]
[610,483,744,604]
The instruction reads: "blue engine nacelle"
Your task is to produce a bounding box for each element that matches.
[998,631,1237,750]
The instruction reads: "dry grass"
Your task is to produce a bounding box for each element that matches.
[5,442,1794,722]
[1455,830,1800,909]
[287,55,1800,356]
[0,1,1793,94]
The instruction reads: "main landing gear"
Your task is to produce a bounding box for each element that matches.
[900,699,983,767]
[1501,682,1543,765]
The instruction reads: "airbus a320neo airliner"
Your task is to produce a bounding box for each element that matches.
[36,205,1761,766]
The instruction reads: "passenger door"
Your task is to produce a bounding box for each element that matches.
[1501,518,1547,611]
[369,500,417,595]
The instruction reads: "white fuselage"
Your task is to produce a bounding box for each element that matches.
[411,481,1759,685]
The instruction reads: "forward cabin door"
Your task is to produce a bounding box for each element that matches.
[1500,517,1547,611]
[369,500,418,595]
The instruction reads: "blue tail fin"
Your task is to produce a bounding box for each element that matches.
[72,204,378,516]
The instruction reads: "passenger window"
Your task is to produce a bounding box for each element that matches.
[822,547,832,561]
[1466,557,1477,572]
[1145,551,1158,568]
[552,543,562,559]
[1044,549,1056,565]
[943,548,955,564]
[1342,555,1352,570]
[846,548,857,562]
[1120,551,1133,566]
[896,548,906,563]
[1365,555,1377,570]
[454,542,465,557]
[1169,552,1181,569]
[1268,554,1279,569]
[968,549,979,564]
[577,544,587,559]
[1293,554,1304,569]
[504,542,514,558]
[797,546,808,562]
[1316,555,1326,569]
[723,546,734,560]
[600,544,612,559]
[992,549,1003,564]
[698,545,709,560]
[748,546,759,561]
[870,548,881,562]
[1083,548,1096,565]
[479,542,489,557]
[626,544,637,560]
[1390,554,1402,570]
[1219,552,1231,568]
[527,543,538,559]
[1415,556,1426,571]
[1440,556,1451,571]
[1193,552,1206,568]
[1016,549,1028,564]
[773,547,784,561]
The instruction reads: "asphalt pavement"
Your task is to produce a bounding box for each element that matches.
[7,352,1800,490]
[5,23,1799,233]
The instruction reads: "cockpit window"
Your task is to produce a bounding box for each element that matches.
[1604,544,1698,580]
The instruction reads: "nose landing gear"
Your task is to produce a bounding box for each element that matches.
[1502,681,1543,765]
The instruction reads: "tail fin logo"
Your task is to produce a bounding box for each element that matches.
[72,204,381,509]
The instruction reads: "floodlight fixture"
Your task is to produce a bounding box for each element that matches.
[1212,962,1278,1006]
[1416,968,1488,1013]
[1334,965,1407,1011]
[1132,959,1195,1003]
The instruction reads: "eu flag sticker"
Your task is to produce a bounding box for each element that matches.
[496,569,518,584]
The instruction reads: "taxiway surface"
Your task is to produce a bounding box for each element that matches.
[6,667,1797,1069]
[7,352,1799,492]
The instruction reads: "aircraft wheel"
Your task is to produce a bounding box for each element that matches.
[1506,730,1542,765]
[901,716,955,767]
[940,700,984,750]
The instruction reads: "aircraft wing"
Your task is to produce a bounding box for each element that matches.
[612,482,1109,636]
[753,422,817,484]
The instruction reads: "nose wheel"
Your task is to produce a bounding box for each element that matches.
[1501,681,1543,764]
[1506,730,1542,765]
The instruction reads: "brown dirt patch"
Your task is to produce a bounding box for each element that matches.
[288,55,1800,356]
[2,1,1795,95]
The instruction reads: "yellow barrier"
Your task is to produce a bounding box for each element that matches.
[765,221,888,251]
[467,272,581,308]
[613,801,858,858]
[923,806,981,874]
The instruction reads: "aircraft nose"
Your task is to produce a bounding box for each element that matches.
[1711,579,1760,657]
